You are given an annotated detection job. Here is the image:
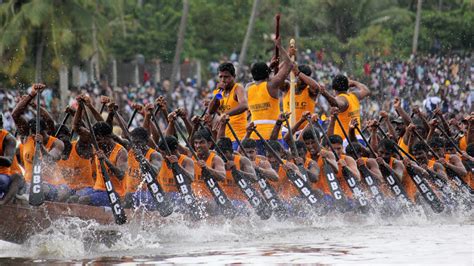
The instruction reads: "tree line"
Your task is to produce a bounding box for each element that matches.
[0,0,472,87]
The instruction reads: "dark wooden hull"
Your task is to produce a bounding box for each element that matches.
[0,202,117,244]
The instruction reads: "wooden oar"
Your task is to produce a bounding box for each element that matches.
[81,102,127,225]
[151,108,204,220]
[226,120,286,214]
[306,117,348,209]
[354,125,413,208]
[283,115,311,183]
[29,88,44,206]
[273,13,280,74]
[126,109,138,129]
[252,127,321,208]
[173,121,236,218]
[333,115,377,210]
[314,116,370,212]
[411,129,472,197]
[54,112,72,137]
[376,125,445,213]
[115,109,173,217]
[198,121,272,220]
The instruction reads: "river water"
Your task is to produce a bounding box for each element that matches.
[0,208,472,264]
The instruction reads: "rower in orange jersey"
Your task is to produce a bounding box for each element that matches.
[299,126,339,205]
[157,135,194,209]
[320,75,370,148]
[76,121,128,207]
[216,137,256,211]
[55,105,95,200]
[265,140,304,208]
[294,140,320,183]
[124,127,163,209]
[12,84,66,202]
[375,139,407,199]
[319,135,361,200]
[0,117,22,204]
[240,138,279,182]
[430,137,467,178]
[208,63,248,150]
[191,129,226,212]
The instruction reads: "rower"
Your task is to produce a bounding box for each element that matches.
[12,84,66,202]
[320,75,370,148]
[431,137,467,178]
[77,121,128,206]
[265,140,302,209]
[246,38,293,155]
[208,63,248,150]
[191,129,226,213]
[124,127,163,210]
[216,137,257,211]
[240,138,279,181]
[56,104,95,200]
[281,65,320,135]
[0,119,22,204]
[157,135,195,210]
[375,139,406,198]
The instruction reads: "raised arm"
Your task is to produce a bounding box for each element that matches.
[348,79,371,100]
[327,107,339,136]
[270,113,285,141]
[380,111,398,140]
[72,99,92,142]
[320,85,349,112]
[82,95,104,122]
[13,84,45,136]
[393,97,412,126]
[267,39,293,97]
[292,65,321,94]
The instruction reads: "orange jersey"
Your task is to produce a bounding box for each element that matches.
[11,143,24,176]
[269,160,299,201]
[56,141,95,190]
[93,144,126,197]
[22,135,63,185]
[125,148,155,193]
[398,137,409,155]
[399,158,416,202]
[213,83,247,141]
[333,93,360,139]
[459,136,467,151]
[248,81,281,139]
[283,86,316,129]
[192,152,217,199]
[157,154,188,193]
[315,155,353,198]
[0,130,13,175]
[222,155,248,202]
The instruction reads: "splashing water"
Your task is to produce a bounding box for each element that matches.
[0,206,472,264]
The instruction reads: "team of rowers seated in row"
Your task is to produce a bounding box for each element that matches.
[0,84,472,213]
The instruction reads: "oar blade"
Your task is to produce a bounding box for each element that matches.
[29,147,44,206]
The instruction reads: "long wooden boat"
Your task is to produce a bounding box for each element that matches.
[0,201,120,244]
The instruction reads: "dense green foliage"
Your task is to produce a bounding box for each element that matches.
[0,0,472,85]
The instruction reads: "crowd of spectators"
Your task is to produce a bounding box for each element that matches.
[0,52,471,132]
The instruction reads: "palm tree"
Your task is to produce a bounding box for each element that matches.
[169,0,190,103]
[0,0,124,87]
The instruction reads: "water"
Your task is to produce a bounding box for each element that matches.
[0,210,472,264]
